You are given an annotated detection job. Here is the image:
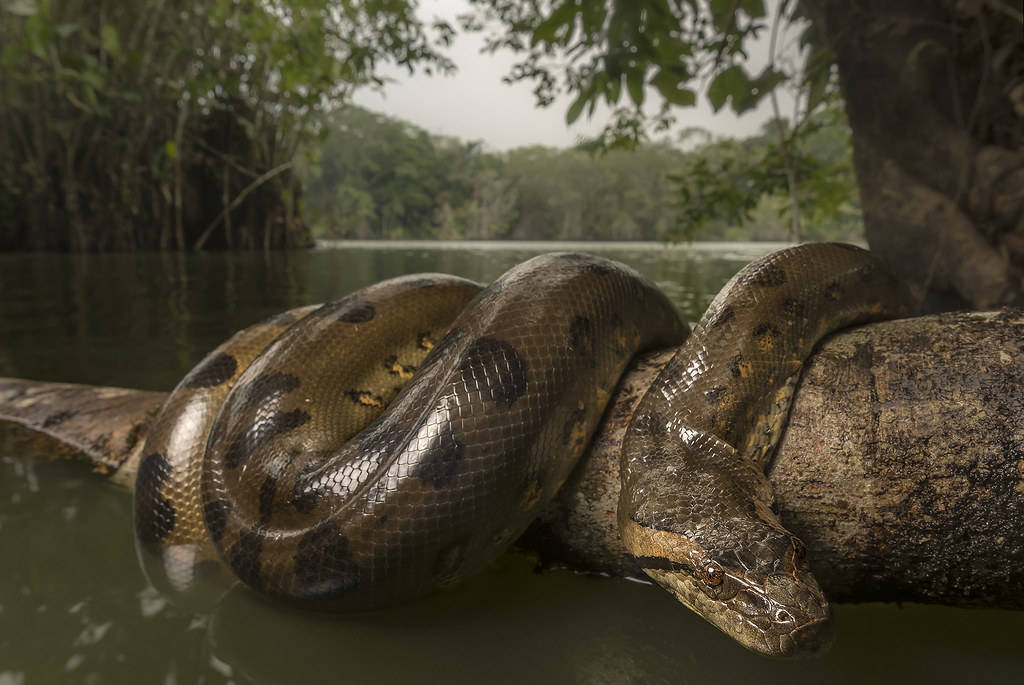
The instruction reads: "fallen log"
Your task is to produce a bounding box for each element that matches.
[1,310,1021,606]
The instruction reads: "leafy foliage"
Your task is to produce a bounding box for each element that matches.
[0,0,453,250]
[667,98,860,241]
[460,0,849,240]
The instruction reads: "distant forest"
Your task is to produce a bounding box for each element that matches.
[303,104,863,244]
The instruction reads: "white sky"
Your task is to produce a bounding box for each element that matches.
[353,0,788,151]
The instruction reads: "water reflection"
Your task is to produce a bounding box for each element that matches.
[0,242,754,390]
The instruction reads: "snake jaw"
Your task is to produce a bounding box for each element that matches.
[646,561,833,658]
[623,515,833,658]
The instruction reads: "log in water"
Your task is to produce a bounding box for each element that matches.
[2,310,1022,606]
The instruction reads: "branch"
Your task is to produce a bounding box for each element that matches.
[192,161,294,251]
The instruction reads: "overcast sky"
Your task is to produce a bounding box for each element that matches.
[353,0,787,151]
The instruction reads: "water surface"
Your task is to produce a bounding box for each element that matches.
[1,241,1021,684]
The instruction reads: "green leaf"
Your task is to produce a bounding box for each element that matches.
[626,68,645,106]
[605,72,621,105]
[707,65,749,112]
[164,141,178,159]
[651,68,696,107]
[709,0,736,32]
[532,1,577,46]
[101,24,120,57]
[738,0,766,19]
[566,91,588,124]
[734,67,787,114]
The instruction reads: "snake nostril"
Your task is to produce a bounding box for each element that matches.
[775,608,795,624]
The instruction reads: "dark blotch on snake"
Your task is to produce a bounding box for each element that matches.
[258,475,278,525]
[310,296,374,323]
[568,316,594,357]
[434,540,467,582]
[293,522,359,598]
[183,353,238,389]
[134,452,176,544]
[459,337,528,407]
[383,355,417,377]
[705,305,735,329]
[203,498,232,544]
[229,529,265,590]
[782,298,806,317]
[611,314,628,357]
[729,354,745,378]
[417,423,466,486]
[856,263,876,282]
[561,404,588,446]
[223,409,311,469]
[345,389,385,407]
[338,301,375,324]
[752,322,780,342]
[704,384,728,406]
[739,263,787,288]
[239,372,301,406]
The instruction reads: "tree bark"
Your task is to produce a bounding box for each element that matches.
[2,311,1022,606]
[523,310,1024,608]
[803,0,1024,310]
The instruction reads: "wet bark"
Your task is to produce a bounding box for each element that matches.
[802,0,1024,310]
[2,311,1023,606]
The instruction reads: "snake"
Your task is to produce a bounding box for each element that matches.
[132,244,910,657]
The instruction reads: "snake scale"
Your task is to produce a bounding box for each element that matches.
[133,244,910,657]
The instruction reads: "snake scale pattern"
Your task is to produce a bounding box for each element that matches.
[133,244,910,657]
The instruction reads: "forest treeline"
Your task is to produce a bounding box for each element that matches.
[1,0,863,251]
[303,104,863,243]
[0,0,449,251]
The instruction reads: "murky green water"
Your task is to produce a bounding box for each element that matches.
[1,241,1021,684]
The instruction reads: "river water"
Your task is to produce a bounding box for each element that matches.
[0,241,1021,684]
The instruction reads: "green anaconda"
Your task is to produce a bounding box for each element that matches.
[133,244,911,657]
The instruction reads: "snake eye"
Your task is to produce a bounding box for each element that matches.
[775,609,795,624]
[701,561,724,587]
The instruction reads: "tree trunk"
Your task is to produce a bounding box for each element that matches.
[803,0,1024,310]
[1,312,1022,606]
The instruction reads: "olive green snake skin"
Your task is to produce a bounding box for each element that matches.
[133,244,910,657]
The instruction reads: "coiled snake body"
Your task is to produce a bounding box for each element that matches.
[134,244,910,657]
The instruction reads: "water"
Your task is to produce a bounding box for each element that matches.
[1,241,1021,684]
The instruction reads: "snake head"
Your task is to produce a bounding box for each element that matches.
[624,515,833,658]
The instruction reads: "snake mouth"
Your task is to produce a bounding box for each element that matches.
[778,616,834,657]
